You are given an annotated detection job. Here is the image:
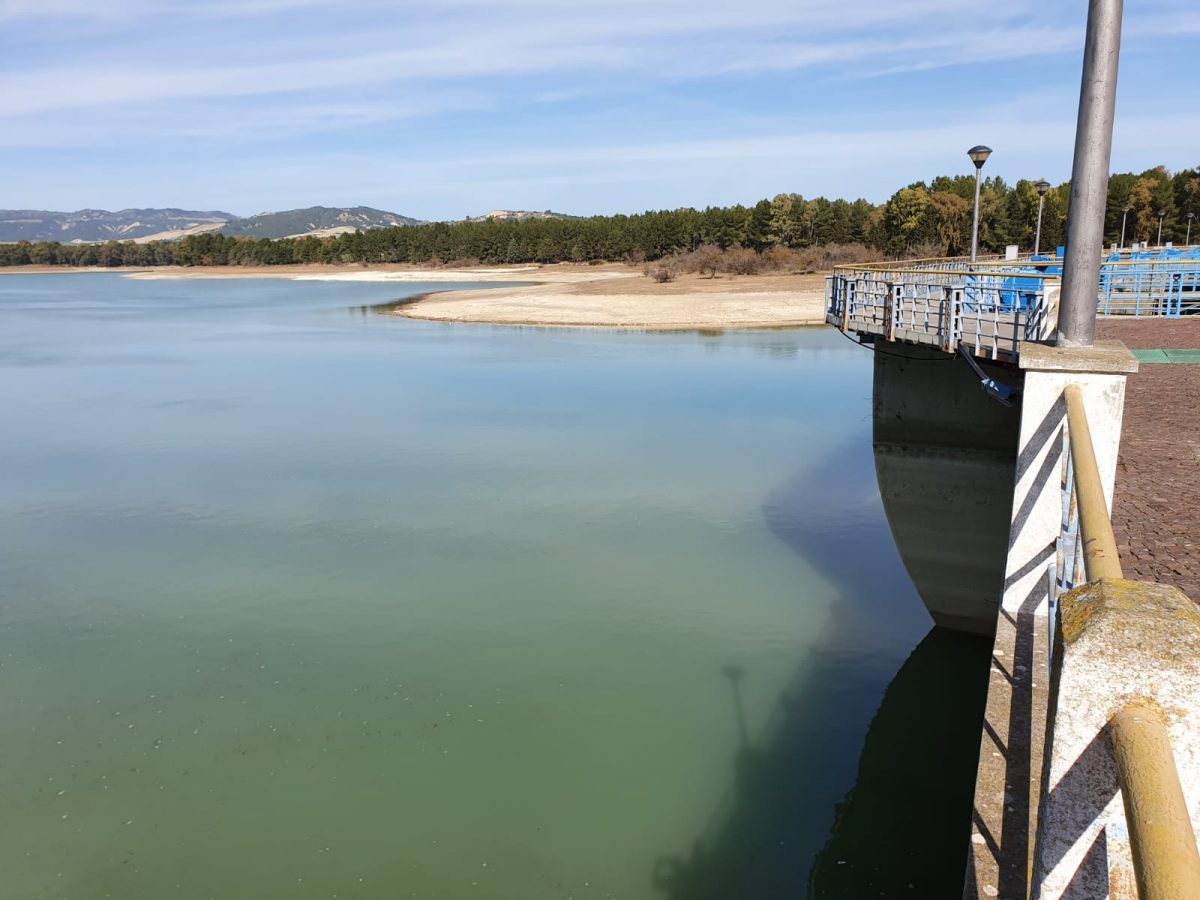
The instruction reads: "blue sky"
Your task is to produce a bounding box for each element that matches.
[1,0,1197,219]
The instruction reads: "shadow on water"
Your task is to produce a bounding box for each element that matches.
[652,428,992,899]
[807,627,992,897]
[350,294,431,316]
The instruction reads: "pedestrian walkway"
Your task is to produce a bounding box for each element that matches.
[1097,317,1200,600]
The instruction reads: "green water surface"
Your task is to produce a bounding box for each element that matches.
[0,274,988,899]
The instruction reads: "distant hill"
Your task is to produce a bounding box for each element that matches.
[0,206,423,243]
[0,208,233,243]
[219,206,423,239]
[0,206,588,244]
[464,209,580,223]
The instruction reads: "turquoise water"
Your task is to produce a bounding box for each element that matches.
[0,274,988,899]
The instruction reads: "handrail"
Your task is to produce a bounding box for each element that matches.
[1062,383,1123,581]
[840,252,1005,268]
[1058,384,1200,899]
[1110,702,1200,899]
[1090,258,1200,268]
[835,255,1200,276]
[834,266,1061,281]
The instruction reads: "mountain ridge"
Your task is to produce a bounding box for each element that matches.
[0,208,233,243]
[0,206,424,243]
[218,206,424,239]
[0,206,584,243]
[464,209,580,223]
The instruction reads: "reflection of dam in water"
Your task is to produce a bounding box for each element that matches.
[652,429,991,899]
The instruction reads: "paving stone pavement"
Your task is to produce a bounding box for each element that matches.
[1096,317,1200,601]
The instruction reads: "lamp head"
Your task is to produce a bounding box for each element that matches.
[1158,209,1166,218]
[967,145,992,169]
[1034,179,1051,197]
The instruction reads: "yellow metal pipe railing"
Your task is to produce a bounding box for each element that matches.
[1060,384,1200,899]
[1062,383,1123,581]
[1110,702,1200,900]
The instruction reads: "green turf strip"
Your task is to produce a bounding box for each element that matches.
[1133,348,1170,362]
[1132,348,1200,363]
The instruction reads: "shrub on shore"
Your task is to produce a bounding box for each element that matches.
[644,263,676,283]
[641,242,882,281]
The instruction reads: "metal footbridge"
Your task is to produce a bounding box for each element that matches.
[826,247,1200,363]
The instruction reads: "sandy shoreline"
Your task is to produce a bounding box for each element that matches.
[0,263,829,330]
[393,283,827,329]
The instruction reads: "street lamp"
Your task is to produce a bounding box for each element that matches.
[1034,179,1051,255]
[1187,212,1194,246]
[968,145,992,263]
[1156,209,1166,246]
[1120,205,1130,249]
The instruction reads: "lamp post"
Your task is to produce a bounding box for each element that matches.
[1157,209,1165,246]
[1120,204,1130,249]
[968,145,992,263]
[1056,0,1123,348]
[1034,179,1051,255]
[1187,212,1195,246]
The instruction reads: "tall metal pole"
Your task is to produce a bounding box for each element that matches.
[1120,205,1129,248]
[967,146,991,262]
[1188,213,1194,246]
[1034,179,1051,256]
[1057,0,1124,347]
[971,166,983,263]
[1156,212,1164,246]
[1035,194,1045,256]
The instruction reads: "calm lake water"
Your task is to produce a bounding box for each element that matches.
[0,274,990,899]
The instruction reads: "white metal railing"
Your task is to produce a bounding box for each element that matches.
[827,252,1200,349]
[1047,431,1085,662]
[825,266,1055,361]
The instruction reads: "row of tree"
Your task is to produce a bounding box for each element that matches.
[871,165,1199,258]
[3,165,1196,269]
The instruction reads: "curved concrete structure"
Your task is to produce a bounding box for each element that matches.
[871,342,1022,635]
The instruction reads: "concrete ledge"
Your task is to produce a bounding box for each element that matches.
[1060,578,1200,646]
[1034,579,1200,898]
[1019,340,1139,375]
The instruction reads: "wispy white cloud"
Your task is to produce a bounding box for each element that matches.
[0,0,988,26]
[5,2,1192,124]
[0,0,329,22]
[0,10,1092,119]
[0,0,1195,215]
[22,96,1193,213]
[0,43,626,117]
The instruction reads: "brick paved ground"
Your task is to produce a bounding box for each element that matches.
[1096,317,1200,601]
